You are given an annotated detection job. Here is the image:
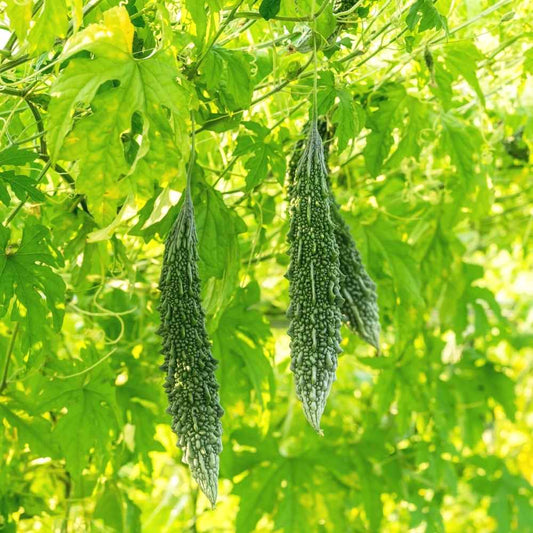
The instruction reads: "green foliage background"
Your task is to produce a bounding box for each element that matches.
[0,0,532,531]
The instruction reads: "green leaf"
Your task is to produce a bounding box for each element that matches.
[194,177,243,280]
[489,485,511,533]
[273,461,316,533]
[0,220,66,351]
[387,96,429,165]
[26,0,69,55]
[353,456,383,531]
[213,283,274,408]
[406,0,448,33]
[4,0,32,43]
[235,462,285,532]
[332,89,363,153]
[115,356,164,462]
[0,401,57,458]
[0,171,46,206]
[524,47,533,73]
[259,0,281,20]
[481,363,516,420]
[440,112,482,192]
[364,84,407,177]
[244,143,270,189]
[0,146,38,167]
[364,217,424,308]
[202,48,254,111]
[444,42,485,105]
[94,482,142,533]
[185,0,208,41]
[37,347,120,477]
[316,71,336,115]
[47,6,194,223]
[315,3,337,42]
[234,127,286,190]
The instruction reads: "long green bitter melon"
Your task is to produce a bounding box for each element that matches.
[158,188,223,507]
[287,121,343,433]
[288,119,381,351]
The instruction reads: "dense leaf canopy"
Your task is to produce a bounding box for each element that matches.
[0,0,532,531]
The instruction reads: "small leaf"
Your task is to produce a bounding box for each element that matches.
[202,48,254,111]
[0,220,66,351]
[440,112,483,191]
[0,171,46,205]
[524,47,533,73]
[444,42,485,105]
[5,0,32,43]
[259,0,281,20]
[186,0,208,41]
[364,84,407,177]
[332,89,363,153]
[0,146,38,167]
[26,0,69,55]
[406,0,448,33]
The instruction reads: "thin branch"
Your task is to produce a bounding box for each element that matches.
[0,55,30,75]
[53,349,116,380]
[0,86,27,97]
[195,0,247,71]
[251,55,314,106]
[232,31,299,51]
[10,92,91,214]
[0,323,19,394]
[3,161,51,226]
[219,19,258,46]
[195,55,314,135]
[233,0,331,23]
[430,0,514,44]
[26,99,46,155]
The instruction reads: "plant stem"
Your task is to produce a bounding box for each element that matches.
[185,112,196,198]
[3,86,90,214]
[430,0,514,44]
[195,0,247,71]
[3,160,51,227]
[195,56,313,135]
[0,55,29,75]
[251,55,314,106]
[234,0,331,23]
[0,322,19,394]
[232,31,300,51]
[311,0,319,122]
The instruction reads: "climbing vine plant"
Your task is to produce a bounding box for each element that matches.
[1,0,533,531]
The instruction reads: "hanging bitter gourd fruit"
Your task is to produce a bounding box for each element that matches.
[288,119,381,351]
[331,207,381,351]
[287,121,343,433]
[158,185,223,507]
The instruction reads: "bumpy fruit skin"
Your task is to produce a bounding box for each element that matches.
[287,122,343,433]
[331,207,381,351]
[288,119,381,351]
[158,190,223,507]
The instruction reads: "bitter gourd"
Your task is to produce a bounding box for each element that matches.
[158,187,223,507]
[287,121,343,433]
[331,207,381,351]
[288,119,381,351]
